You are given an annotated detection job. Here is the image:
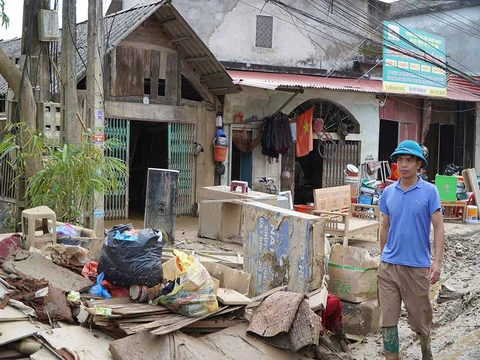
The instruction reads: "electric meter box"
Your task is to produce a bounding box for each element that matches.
[38,10,60,42]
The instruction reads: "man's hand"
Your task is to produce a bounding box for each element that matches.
[429,260,441,284]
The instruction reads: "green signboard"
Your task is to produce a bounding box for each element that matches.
[382,21,447,97]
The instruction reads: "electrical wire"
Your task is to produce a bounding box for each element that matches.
[355,0,480,77]
[388,95,477,114]
[401,0,480,39]
[242,0,480,100]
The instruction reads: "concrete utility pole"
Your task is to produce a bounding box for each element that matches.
[86,0,105,237]
[22,0,50,103]
[61,0,79,144]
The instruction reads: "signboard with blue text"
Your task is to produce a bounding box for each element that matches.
[382,21,446,97]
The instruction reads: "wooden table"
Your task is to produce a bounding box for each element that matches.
[441,201,468,222]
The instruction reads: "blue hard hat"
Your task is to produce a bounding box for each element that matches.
[390,140,428,168]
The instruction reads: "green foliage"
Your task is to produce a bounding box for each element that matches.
[0,0,9,29]
[0,123,127,227]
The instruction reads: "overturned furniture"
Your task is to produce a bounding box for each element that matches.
[313,185,380,246]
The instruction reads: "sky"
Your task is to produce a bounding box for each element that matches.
[0,0,112,41]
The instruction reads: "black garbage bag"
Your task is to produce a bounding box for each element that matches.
[98,224,164,287]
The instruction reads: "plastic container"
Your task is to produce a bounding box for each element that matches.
[294,204,315,214]
[213,145,227,162]
[435,174,457,202]
[465,205,478,224]
[344,175,359,197]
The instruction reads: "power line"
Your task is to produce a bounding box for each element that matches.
[389,95,476,113]
[305,0,480,84]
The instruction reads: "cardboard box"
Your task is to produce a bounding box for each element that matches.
[328,245,379,303]
[243,201,325,296]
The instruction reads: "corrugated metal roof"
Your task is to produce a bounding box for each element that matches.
[0,1,235,95]
[229,70,480,102]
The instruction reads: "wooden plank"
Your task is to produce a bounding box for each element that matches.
[150,50,160,99]
[0,320,49,346]
[463,169,480,207]
[0,305,28,321]
[38,325,114,360]
[116,46,131,97]
[106,100,199,124]
[110,48,117,97]
[143,49,151,79]
[2,253,93,293]
[165,52,179,103]
[181,61,213,103]
[216,288,251,305]
[30,347,58,360]
[159,51,167,80]
[131,48,144,97]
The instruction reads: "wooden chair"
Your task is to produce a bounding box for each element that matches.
[312,185,381,246]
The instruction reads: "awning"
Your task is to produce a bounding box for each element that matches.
[228,70,480,102]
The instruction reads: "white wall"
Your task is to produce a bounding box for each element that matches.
[224,86,380,184]
[123,0,383,72]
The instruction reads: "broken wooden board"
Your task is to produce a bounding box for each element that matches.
[3,252,93,292]
[30,347,59,360]
[216,288,251,305]
[307,275,329,312]
[462,168,480,207]
[0,320,49,346]
[38,324,114,360]
[86,297,170,317]
[0,304,29,321]
[110,323,301,360]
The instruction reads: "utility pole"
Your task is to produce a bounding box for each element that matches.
[86,0,105,237]
[22,0,50,103]
[61,0,79,144]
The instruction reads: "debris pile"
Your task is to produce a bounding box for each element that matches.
[0,214,358,359]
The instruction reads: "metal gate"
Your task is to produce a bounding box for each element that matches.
[105,118,130,220]
[322,140,361,188]
[168,123,195,216]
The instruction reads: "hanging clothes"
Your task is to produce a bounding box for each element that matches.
[261,112,293,160]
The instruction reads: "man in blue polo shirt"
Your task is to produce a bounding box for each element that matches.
[378,140,444,360]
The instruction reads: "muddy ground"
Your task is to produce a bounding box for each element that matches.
[351,223,480,360]
[107,218,480,359]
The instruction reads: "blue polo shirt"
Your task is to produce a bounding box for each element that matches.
[379,177,441,268]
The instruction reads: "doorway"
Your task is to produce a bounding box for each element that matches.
[129,121,169,218]
[379,120,399,163]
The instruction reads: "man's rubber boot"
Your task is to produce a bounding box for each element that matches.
[382,326,400,360]
[417,333,433,360]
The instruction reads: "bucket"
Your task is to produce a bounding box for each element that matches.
[465,205,478,224]
[294,204,315,214]
[214,145,227,162]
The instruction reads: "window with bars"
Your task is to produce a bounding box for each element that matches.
[256,15,273,48]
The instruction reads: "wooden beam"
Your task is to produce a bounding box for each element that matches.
[184,56,210,62]
[105,100,198,124]
[201,73,225,81]
[150,50,160,99]
[159,16,176,23]
[181,61,213,103]
[170,36,191,43]
[165,52,180,104]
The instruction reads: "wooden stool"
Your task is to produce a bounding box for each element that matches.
[441,201,467,222]
[230,181,248,194]
[21,206,57,250]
